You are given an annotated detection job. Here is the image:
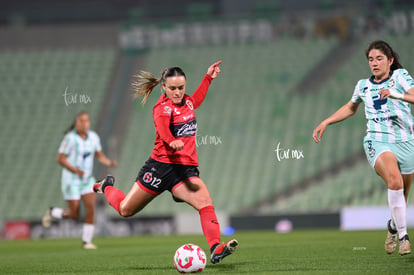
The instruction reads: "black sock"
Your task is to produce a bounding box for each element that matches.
[210,243,219,254]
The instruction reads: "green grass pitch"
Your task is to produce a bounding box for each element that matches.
[1,229,413,274]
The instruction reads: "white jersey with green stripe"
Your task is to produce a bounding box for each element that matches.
[58,130,102,184]
[351,68,414,143]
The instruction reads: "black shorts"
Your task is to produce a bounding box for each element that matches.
[136,158,200,195]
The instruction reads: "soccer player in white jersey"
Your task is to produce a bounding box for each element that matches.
[313,40,414,256]
[42,111,117,249]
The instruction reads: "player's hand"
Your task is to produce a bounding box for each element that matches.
[207,61,222,79]
[169,140,184,151]
[379,88,404,100]
[379,89,391,100]
[75,168,85,176]
[312,122,327,143]
[110,160,118,168]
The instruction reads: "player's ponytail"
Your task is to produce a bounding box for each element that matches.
[390,48,403,71]
[64,111,89,135]
[133,67,186,106]
[365,40,403,71]
[133,71,163,105]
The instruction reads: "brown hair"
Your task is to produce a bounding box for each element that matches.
[365,40,403,71]
[133,67,186,105]
[64,111,89,134]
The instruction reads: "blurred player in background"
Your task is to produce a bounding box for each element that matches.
[42,111,117,249]
[93,61,238,264]
[313,40,414,255]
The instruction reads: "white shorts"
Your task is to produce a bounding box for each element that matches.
[61,177,95,200]
[363,138,414,175]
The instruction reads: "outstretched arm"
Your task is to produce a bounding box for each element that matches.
[207,60,222,79]
[312,100,361,143]
[192,61,222,108]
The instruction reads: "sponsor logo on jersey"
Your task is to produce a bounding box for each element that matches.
[183,114,194,120]
[83,152,91,159]
[177,122,197,136]
[170,119,197,137]
[372,115,397,123]
[372,95,387,110]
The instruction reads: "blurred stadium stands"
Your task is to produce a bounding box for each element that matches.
[1,0,414,222]
[0,49,116,220]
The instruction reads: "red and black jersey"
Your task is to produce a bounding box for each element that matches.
[150,74,212,166]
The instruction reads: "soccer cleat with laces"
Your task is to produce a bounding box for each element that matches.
[385,219,398,254]
[399,235,411,256]
[210,239,238,264]
[93,175,115,193]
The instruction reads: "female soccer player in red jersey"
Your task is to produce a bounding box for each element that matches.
[94,61,238,264]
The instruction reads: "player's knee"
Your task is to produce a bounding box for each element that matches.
[119,205,137,217]
[386,173,403,190]
[119,208,133,217]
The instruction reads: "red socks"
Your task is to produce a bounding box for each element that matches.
[199,206,220,250]
[104,189,221,249]
[104,186,126,215]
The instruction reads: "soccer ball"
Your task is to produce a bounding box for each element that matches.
[173,244,207,273]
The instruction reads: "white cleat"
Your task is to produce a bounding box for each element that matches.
[42,208,52,228]
[385,220,398,254]
[399,235,411,256]
[83,243,97,250]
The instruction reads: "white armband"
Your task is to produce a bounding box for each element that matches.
[389,89,405,100]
